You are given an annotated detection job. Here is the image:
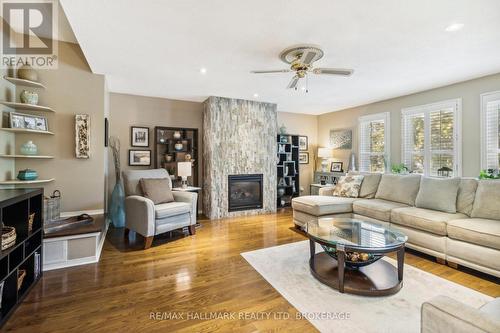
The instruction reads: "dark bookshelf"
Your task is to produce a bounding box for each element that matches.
[153,127,199,187]
[0,188,43,327]
[277,134,300,208]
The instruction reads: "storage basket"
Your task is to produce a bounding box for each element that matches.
[17,269,26,291]
[1,226,16,250]
[44,190,61,222]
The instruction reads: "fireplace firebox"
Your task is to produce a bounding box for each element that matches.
[228,174,263,212]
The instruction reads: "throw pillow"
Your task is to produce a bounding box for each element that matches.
[348,172,382,198]
[375,174,421,206]
[456,178,478,216]
[139,178,174,204]
[333,175,364,198]
[415,177,460,213]
[470,180,500,220]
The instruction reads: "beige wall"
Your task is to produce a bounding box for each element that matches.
[318,73,500,177]
[0,67,16,182]
[108,93,203,195]
[277,112,318,195]
[10,41,106,212]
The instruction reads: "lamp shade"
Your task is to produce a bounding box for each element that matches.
[317,147,333,158]
[177,162,192,177]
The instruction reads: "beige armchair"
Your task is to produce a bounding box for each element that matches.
[421,295,500,333]
[122,169,197,249]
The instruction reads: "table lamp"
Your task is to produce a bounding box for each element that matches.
[177,162,192,188]
[317,147,333,172]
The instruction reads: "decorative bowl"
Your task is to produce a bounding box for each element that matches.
[17,169,38,181]
[20,90,39,105]
[321,245,382,269]
[174,142,183,151]
[20,141,38,155]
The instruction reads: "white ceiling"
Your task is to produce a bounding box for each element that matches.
[60,0,500,115]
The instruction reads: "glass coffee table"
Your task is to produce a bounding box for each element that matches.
[306,218,408,296]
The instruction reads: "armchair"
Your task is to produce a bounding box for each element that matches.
[122,169,197,249]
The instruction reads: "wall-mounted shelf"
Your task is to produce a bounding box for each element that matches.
[0,155,53,159]
[3,76,46,89]
[0,178,55,185]
[0,128,54,135]
[0,101,54,113]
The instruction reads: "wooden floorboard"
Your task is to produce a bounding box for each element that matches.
[2,210,499,332]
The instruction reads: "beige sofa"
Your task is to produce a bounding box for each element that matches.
[292,173,500,278]
[421,296,500,333]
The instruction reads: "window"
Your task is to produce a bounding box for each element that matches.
[359,112,390,173]
[401,99,461,177]
[481,91,500,171]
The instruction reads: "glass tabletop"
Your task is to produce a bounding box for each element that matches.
[306,218,407,251]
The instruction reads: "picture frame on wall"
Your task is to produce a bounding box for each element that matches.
[298,135,308,151]
[129,149,151,166]
[330,161,343,172]
[131,126,149,147]
[299,152,309,164]
[9,112,49,132]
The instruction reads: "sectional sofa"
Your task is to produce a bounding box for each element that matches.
[292,173,500,278]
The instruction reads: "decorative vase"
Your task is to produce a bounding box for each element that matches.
[110,180,125,228]
[185,153,191,161]
[173,131,182,139]
[280,135,287,144]
[174,142,183,151]
[277,188,285,197]
[20,141,37,155]
[279,124,287,135]
[20,90,39,105]
[17,64,38,82]
[165,154,173,162]
[17,169,38,181]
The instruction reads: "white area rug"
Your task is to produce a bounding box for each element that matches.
[241,241,492,333]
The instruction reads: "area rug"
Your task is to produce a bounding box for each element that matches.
[241,241,493,333]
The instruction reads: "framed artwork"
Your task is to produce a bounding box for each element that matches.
[298,136,308,151]
[329,129,352,149]
[129,149,151,166]
[299,152,309,164]
[75,114,90,158]
[9,112,48,131]
[331,161,343,172]
[131,126,149,147]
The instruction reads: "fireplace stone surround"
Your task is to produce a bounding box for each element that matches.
[202,96,277,219]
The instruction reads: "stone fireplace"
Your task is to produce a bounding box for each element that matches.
[228,174,263,212]
[203,96,277,219]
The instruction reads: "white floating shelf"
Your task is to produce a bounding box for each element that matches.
[0,178,55,185]
[0,154,53,159]
[0,128,54,135]
[0,101,54,113]
[3,76,46,89]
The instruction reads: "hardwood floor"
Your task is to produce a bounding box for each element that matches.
[3,210,500,332]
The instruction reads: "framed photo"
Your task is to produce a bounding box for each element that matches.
[129,149,151,166]
[9,112,48,132]
[330,161,343,172]
[299,152,309,164]
[131,126,149,147]
[298,136,308,151]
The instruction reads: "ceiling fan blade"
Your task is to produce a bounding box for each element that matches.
[299,50,317,65]
[287,75,300,89]
[313,68,354,76]
[251,69,291,74]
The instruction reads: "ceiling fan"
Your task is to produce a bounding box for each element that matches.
[251,44,353,91]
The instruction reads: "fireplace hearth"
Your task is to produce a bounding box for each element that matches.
[228,174,263,212]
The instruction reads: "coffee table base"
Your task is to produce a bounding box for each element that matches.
[310,252,403,296]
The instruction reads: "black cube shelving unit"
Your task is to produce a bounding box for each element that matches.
[0,188,43,327]
[277,134,300,208]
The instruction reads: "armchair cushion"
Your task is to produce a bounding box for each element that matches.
[123,169,172,196]
[155,202,191,219]
[140,178,174,204]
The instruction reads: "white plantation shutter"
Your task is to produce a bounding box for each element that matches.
[481,91,500,170]
[359,112,390,173]
[401,99,461,177]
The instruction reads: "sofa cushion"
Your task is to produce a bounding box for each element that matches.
[447,218,500,250]
[292,196,356,216]
[375,174,421,205]
[353,199,408,222]
[347,172,382,198]
[415,177,460,213]
[471,180,500,220]
[457,178,478,216]
[391,207,467,236]
[155,202,190,219]
[140,178,174,204]
[332,175,364,198]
